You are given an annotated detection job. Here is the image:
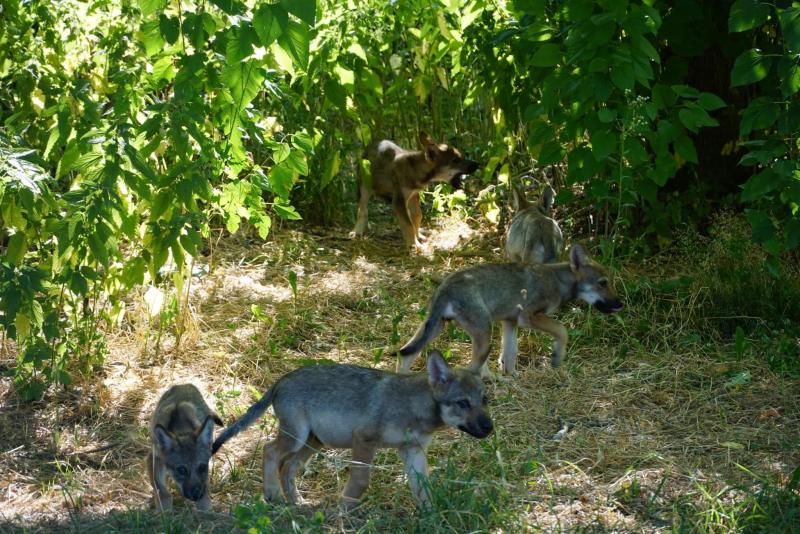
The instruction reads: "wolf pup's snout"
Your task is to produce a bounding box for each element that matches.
[475,413,494,437]
[185,484,205,502]
[594,298,624,314]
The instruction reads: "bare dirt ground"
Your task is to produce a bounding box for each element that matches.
[1,211,798,533]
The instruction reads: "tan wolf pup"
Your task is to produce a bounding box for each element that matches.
[352,132,479,248]
[505,182,564,264]
[396,244,624,376]
[211,351,493,509]
[148,383,224,511]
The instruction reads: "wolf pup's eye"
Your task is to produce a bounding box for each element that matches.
[598,279,608,288]
[456,399,471,410]
[176,466,189,477]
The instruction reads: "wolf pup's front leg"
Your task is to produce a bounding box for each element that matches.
[147,451,173,511]
[399,446,431,506]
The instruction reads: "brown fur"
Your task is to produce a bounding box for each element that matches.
[352,132,479,248]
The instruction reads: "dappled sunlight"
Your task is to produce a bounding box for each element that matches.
[417,216,476,256]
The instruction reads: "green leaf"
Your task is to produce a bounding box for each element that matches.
[335,64,355,87]
[347,43,367,62]
[740,169,780,201]
[281,0,316,26]
[697,92,726,111]
[678,105,719,133]
[226,23,258,64]
[210,0,246,15]
[221,61,265,109]
[321,151,340,189]
[513,0,545,13]
[745,208,775,243]
[269,162,295,197]
[731,49,772,87]
[652,83,676,109]
[139,20,165,56]
[284,149,309,175]
[254,4,288,48]
[673,135,698,164]
[273,201,302,220]
[278,20,310,69]
[728,0,770,32]
[780,60,800,97]
[597,108,615,123]
[632,34,659,62]
[778,8,800,51]
[273,143,290,164]
[530,44,561,67]
[324,79,347,109]
[88,232,110,266]
[739,97,780,135]
[610,63,635,91]
[5,232,27,264]
[591,130,617,161]
[537,140,565,165]
[159,14,179,45]
[292,131,314,154]
[138,0,167,17]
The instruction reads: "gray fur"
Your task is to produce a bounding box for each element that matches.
[506,184,563,264]
[212,352,492,508]
[397,244,623,375]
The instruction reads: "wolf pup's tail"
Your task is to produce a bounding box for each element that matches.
[212,386,277,454]
[397,300,448,357]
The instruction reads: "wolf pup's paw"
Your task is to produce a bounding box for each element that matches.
[340,495,362,512]
[196,494,212,512]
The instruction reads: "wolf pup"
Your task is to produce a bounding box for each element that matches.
[505,183,564,264]
[148,384,224,511]
[397,244,623,376]
[352,132,479,248]
[212,351,492,509]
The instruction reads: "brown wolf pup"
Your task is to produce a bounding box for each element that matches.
[505,183,564,264]
[148,384,224,511]
[211,351,493,509]
[396,244,624,376]
[352,132,479,248]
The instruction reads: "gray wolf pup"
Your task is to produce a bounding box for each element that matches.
[396,244,623,376]
[352,132,479,248]
[148,383,224,511]
[211,351,493,508]
[505,183,563,264]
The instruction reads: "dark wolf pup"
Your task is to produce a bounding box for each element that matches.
[397,244,624,377]
[505,183,564,264]
[148,384,224,511]
[352,132,479,248]
[212,351,493,508]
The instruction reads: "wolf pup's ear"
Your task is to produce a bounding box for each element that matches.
[196,416,216,447]
[419,131,440,160]
[569,243,589,273]
[542,185,555,212]
[154,425,175,452]
[427,350,455,386]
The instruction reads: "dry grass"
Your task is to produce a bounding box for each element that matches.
[1,210,798,533]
